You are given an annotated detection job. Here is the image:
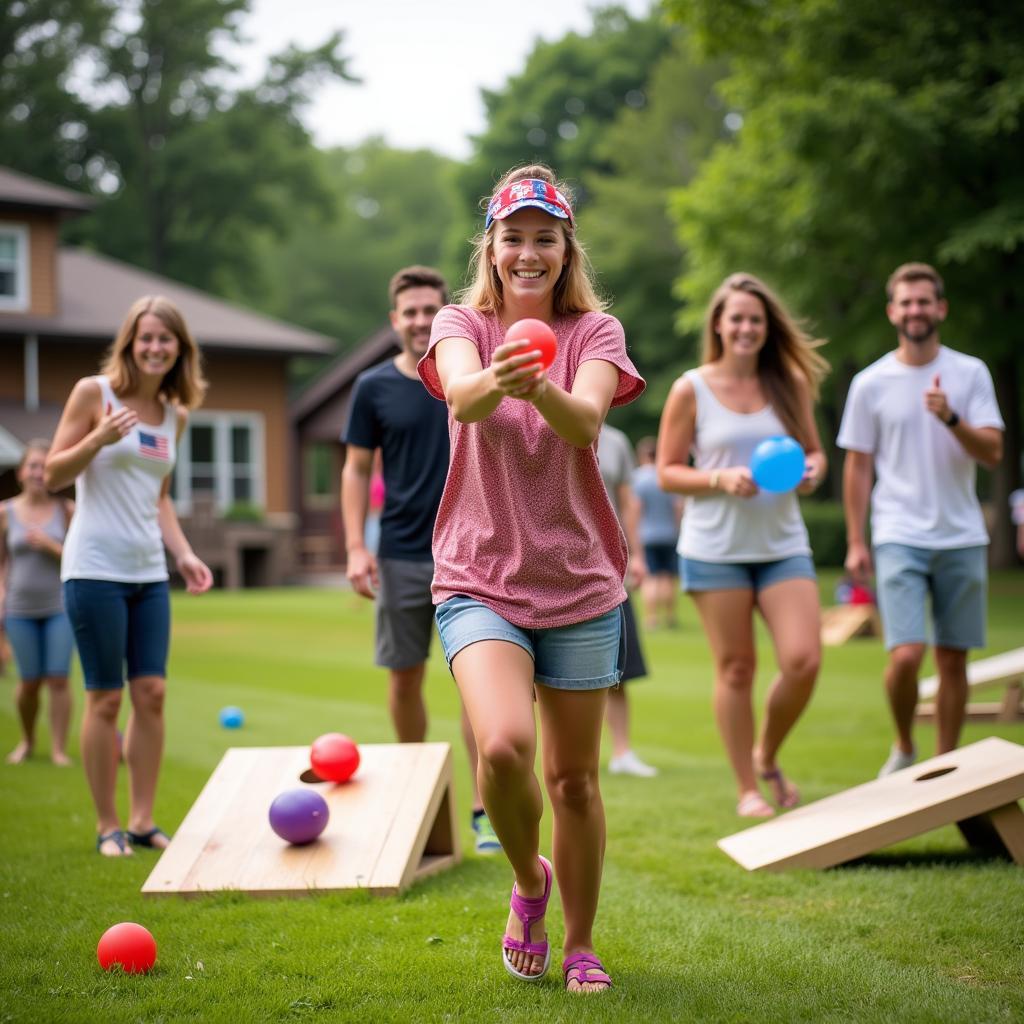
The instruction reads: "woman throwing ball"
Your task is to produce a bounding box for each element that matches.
[46,296,213,857]
[418,165,644,993]
[657,273,828,818]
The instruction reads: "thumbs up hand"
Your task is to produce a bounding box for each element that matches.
[924,372,952,423]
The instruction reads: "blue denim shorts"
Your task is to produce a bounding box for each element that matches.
[874,543,986,650]
[4,612,75,680]
[64,579,171,689]
[681,554,816,594]
[435,595,624,691]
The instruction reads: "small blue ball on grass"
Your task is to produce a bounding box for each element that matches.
[750,436,805,493]
[269,788,330,845]
[219,706,244,729]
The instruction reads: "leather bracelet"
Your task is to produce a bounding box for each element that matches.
[944,411,960,429]
[709,470,721,491]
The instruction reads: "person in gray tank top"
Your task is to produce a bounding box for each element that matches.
[1,440,75,765]
[47,296,213,858]
[656,273,829,819]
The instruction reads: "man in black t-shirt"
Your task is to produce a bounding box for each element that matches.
[341,266,500,854]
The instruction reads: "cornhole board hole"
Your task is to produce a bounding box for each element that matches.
[142,742,460,897]
[820,605,881,646]
[917,647,1024,724]
[718,737,1024,871]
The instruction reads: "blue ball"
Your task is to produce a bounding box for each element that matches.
[750,436,806,493]
[219,706,244,729]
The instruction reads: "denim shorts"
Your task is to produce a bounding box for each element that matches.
[681,554,816,594]
[643,543,680,577]
[4,612,75,680]
[435,595,624,691]
[64,579,171,689]
[874,543,986,650]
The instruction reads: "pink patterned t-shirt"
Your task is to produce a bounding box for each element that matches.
[418,305,645,629]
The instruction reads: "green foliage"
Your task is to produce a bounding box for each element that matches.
[222,501,263,522]
[447,6,674,282]
[800,499,848,567]
[240,141,461,351]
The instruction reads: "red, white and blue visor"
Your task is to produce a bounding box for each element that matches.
[485,179,574,230]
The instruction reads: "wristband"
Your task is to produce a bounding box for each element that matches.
[709,470,721,491]
[944,411,960,429]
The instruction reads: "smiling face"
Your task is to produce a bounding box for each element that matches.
[714,290,768,360]
[131,312,181,379]
[887,279,947,344]
[490,207,568,310]
[389,285,445,359]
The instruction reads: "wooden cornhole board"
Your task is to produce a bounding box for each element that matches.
[718,737,1024,871]
[142,742,460,897]
[820,604,881,646]
[917,647,1024,724]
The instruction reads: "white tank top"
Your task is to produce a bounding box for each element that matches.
[678,369,811,563]
[61,376,177,583]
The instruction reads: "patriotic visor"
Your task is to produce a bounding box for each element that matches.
[485,179,574,230]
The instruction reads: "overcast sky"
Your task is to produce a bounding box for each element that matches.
[223,0,654,159]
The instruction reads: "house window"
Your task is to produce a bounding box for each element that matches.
[0,223,29,311]
[172,412,265,514]
[304,442,337,510]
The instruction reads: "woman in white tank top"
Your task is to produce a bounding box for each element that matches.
[46,296,213,857]
[656,274,829,819]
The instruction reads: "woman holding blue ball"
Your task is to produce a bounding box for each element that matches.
[656,273,828,818]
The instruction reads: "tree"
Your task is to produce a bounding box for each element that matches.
[665,0,1024,562]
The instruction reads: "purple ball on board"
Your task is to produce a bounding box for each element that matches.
[268,788,329,845]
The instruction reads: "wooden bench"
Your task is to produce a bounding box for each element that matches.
[917,647,1024,724]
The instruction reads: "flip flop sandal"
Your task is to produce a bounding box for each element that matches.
[563,952,613,992]
[736,791,775,818]
[760,767,800,809]
[502,855,552,982]
[96,829,132,856]
[126,827,171,848]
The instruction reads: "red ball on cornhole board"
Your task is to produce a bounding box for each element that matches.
[310,732,360,783]
[97,922,157,973]
[505,319,557,370]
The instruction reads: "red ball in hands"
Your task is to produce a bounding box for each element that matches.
[97,922,157,974]
[505,318,557,370]
[310,732,360,783]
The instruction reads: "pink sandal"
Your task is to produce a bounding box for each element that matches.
[502,855,552,982]
[563,952,613,992]
[760,766,800,809]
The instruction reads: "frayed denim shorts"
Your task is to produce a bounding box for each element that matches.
[681,554,816,594]
[435,595,624,691]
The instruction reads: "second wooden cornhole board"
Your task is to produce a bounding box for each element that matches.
[142,742,460,897]
[917,647,1024,724]
[718,737,1024,871]
[820,605,881,646]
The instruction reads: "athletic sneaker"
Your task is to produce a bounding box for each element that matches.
[878,745,917,777]
[472,810,502,854]
[608,750,658,777]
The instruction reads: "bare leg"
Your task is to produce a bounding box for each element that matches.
[460,701,484,808]
[537,684,609,992]
[388,664,427,742]
[604,686,630,759]
[933,645,968,754]
[46,676,72,765]
[691,589,767,812]
[753,580,820,767]
[451,640,545,977]
[7,678,40,763]
[82,687,130,856]
[885,643,926,754]
[658,574,679,628]
[124,675,168,847]
[640,576,659,631]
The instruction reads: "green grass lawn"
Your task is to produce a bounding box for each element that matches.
[2,571,1023,1023]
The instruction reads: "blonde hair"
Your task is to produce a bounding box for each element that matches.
[702,273,829,447]
[18,438,50,472]
[886,261,945,300]
[460,164,607,315]
[100,296,207,409]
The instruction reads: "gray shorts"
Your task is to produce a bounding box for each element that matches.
[375,558,436,670]
[874,543,987,651]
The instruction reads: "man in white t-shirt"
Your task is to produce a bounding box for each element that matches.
[837,262,1004,776]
